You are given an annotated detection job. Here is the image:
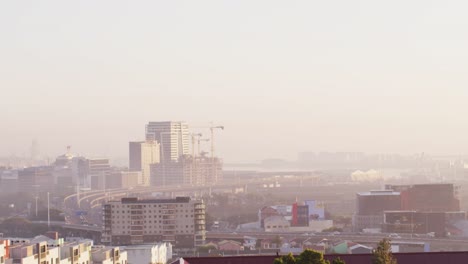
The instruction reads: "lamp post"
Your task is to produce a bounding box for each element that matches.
[35,196,38,217]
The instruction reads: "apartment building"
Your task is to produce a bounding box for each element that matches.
[91,246,128,264]
[2,234,125,264]
[102,197,205,249]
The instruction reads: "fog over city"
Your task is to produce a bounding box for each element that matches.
[3,1,468,264]
[2,1,468,163]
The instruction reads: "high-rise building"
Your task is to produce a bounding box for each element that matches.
[129,141,160,186]
[145,121,189,162]
[102,197,205,249]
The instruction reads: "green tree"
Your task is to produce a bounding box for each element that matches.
[372,239,397,264]
[297,249,329,264]
[274,253,297,264]
[274,250,333,264]
[331,257,345,264]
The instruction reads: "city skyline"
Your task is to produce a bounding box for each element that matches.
[3,1,468,162]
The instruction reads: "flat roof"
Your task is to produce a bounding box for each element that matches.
[358,190,400,196]
[116,197,192,204]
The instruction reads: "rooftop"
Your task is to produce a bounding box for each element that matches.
[358,190,400,196]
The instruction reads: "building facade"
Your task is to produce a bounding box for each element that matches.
[71,157,111,189]
[91,246,128,264]
[150,155,222,187]
[102,197,205,249]
[124,243,172,264]
[17,166,54,193]
[129,141,160,186]
[353,190,401,231]
[385,184,460,212]
[145,121,189,162]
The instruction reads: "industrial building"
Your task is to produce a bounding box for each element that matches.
[385,183,460,212]
[353,190,401,231]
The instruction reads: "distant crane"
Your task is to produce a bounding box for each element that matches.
[209,125,224,159]
[191,133,203,158]
[198,138,210,157]
[191,124,224,183]
[210,125,224,182]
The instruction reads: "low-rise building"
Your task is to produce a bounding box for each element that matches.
[0,240,9,264]
[91,246,128,264]
[124,243,172,264]
[217,240,243,252]
[8,241,60,264]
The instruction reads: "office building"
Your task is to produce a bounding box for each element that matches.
[106,170,141,189]
[385,183,460,212]
[17,166,54,193]
[353,190,401,231]
[72,157,110,189]
[102,197,205,249]
[150,155,222,186]
[0,170,18,194]
[129,141,160,186]
[145,121,189,162]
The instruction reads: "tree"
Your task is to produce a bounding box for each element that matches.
[297,249,329,264]
[372,238,397,264]
[274,249,335,264]
[274,253,296,264]
[331,257,345,264]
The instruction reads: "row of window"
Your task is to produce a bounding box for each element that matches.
[111,214,194,219]
[119,230,194,234]
[113,209,193,213]
[111,204,190,208]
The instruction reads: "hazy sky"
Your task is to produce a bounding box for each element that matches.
[2,1,468,163]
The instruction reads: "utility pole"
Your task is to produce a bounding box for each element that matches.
[47,192,50,227]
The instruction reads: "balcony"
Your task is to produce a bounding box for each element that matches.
[160,209,176,214]
[194,204,205,209]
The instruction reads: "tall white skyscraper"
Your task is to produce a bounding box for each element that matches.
[129,141,160,186]
[145,121,189,162]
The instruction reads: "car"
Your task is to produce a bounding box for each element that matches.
[388,233,401,239]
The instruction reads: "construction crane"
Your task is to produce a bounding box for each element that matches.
[190,133,202,158]
[210,125,224,158]
[191,124,224,158]
[198,138,210,157]
[210,125,224,183]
